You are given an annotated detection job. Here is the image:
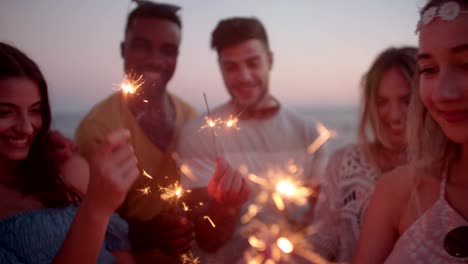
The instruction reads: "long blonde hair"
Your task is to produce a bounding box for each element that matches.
[407,0,465,171]
[358,47,418,162]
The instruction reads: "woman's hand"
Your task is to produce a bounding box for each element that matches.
[85,129,140,215]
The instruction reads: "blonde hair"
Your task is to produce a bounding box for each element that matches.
[358,47,418,161]
[407,0,464,171]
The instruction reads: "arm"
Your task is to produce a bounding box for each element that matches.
[59,154,89,197]
[306,148,343,261]
[352,170,405,263]
[53,130,139,264]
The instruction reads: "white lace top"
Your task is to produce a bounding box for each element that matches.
[309,144,380,263]
[385,171,468,263]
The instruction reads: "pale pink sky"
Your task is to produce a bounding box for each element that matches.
[0,0,422,113]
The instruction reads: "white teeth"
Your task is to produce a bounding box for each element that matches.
[7,138,28,145]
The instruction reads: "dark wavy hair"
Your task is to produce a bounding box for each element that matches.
[211,17,269,52]
[0,42,80,207]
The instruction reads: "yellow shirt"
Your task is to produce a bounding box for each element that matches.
[75,92,198,263]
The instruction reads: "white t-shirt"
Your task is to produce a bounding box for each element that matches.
[177,103,327,263]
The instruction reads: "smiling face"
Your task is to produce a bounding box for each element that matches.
[121,17,181,93]
[0,77,42,161]
[218,39,273,109]
[376,67,412,148]
[418,12,468,144]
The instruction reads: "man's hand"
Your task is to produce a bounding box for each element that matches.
[129,212,194,257]
[208,158,250,207]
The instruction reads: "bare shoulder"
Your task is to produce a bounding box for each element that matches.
[373,165,417,219]
[377,165,414,198]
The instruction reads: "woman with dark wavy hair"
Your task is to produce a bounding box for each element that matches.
[0,42,139,263]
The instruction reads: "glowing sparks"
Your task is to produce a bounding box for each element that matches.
[246,171,313,213]
[160,182,185,202]
[119,74,144,95]
[179,251,200,264]
[142,170,153,179]
[307,122,336,154]
[241,204,261,224]
[181,202,190,212]
[277,237,294,254]
[248,236,267,251]
[137,187,151,195]
[203,216,216,228]
[225,115,239,128]
[241,220,329,264]
[276,180,296,197]
[180,163,198,182]
[200,115,240,131]
[272,192,285,211]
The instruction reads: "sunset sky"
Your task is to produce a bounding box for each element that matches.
[0,0,424,113]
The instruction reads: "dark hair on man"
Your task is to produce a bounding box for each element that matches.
[125,1,182,32]
[211,17,269,52]
[0,42,80,207]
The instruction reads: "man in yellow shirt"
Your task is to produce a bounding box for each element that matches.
[75,2,198,263]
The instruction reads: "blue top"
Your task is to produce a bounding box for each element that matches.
[0,206,131,263]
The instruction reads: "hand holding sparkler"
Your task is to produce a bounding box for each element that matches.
[86,129,140,215]
[208,158,251,207]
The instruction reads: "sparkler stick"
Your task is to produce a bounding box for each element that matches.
[203,92,220,155]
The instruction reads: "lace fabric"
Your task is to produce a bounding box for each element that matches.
[385,170,468,263]
[310,144,380,262]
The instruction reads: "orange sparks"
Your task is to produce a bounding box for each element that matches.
[137,187,151,195]
[307,122,336,154]
[160,182,185,201]
[142,170,153,179]
[179,251,200,264]
[120,74,144,94]
[203,216,216,228]
[277,237,294,254]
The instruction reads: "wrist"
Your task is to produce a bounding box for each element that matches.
[80,196,114,221]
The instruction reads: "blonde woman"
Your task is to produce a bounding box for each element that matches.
[353,0,468,263]
[310,46,418,262]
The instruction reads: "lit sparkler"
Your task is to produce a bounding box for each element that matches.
[307,122,336,154]
[203,215,216,228]
[118,73,144,95]
[142,170,153,180]
[179,251,200,264]
[160,181,185,203]
[242,220,329,264]
[137,187,151,196]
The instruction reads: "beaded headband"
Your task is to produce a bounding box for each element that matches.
[415,1,468,33]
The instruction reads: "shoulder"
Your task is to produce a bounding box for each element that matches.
[75,93,121,155]
[326,144,362,169]
[373,165,415,215]
[169,93,199,120]
[377,165,414,194]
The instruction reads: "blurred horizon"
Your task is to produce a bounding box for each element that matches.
[1,0,424,113]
